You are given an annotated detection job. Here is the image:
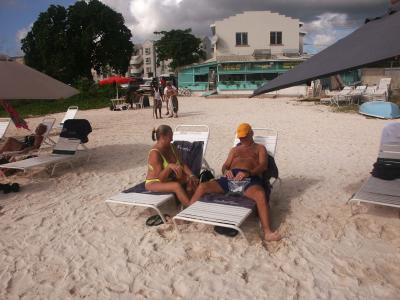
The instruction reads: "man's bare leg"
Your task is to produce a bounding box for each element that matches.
[244,185,281,241]
[189,181,224,205]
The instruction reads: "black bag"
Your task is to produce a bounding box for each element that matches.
[371,158,400,180]
[61,119,92,143]
[199,169,214,183]
[263,155,279,181]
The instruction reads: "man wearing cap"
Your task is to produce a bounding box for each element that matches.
[190,123,281,242]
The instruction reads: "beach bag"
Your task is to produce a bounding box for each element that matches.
[171,96,178,113]
[371,158,400,180]
[61,119,92,143]
[199,169,214,183]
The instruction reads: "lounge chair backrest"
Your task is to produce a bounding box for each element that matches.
[174,125,210,158]
[380,123,400,152]
[0,118,11,139]
[173,140,204,176]
[233,128,278,157]
[41,118,56,137]
[52,137,81,155]
[60,106,78,125]
[378,78,392,90]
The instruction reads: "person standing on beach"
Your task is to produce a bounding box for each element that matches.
[160,76,167,112]
[164,81,179,118]
[152,84,162,119]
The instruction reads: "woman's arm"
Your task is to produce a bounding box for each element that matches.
[21,135,44,153]
[147,150,174,182]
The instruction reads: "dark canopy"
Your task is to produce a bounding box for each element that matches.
[252,5,400,97]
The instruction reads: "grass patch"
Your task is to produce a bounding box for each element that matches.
[331,104,359,113]
[0,84,119,118]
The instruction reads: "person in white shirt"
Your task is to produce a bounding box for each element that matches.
[153,84,162,119]
[164,82,179,118]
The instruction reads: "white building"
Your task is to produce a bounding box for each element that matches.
[128,37,213,78]
[210,11,305,58]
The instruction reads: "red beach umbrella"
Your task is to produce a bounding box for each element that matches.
[0,100,29,130]
[99,76,132,99]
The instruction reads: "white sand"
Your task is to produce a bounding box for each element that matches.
[1,97,399,299]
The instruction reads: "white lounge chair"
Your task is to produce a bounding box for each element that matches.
[59,106,78,128]
[0,137,83,177]
[349,123,400,211]
[331,86,354,106]
[363,78,392,102]
[105,125,211,224]
[1,117,57,158]
[347,85,367,104]
[173,128,279,242]
[0,118,11,140]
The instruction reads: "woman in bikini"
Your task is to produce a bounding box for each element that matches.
[0,123,47,154]
[145,125,199,207]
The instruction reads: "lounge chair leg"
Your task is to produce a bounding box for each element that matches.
[172,218,181,239]
[235,226,249,244]
[152,206,167,224]
[106,203,130,217]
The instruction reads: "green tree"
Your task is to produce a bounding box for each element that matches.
[154,29,205,71]
[21,0,133,83]
[21,5,70,82]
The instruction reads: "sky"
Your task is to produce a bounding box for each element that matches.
[0,0,390,57]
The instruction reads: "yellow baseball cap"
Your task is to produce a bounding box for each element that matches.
[236,123,252,138]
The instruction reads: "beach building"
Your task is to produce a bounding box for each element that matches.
[128,37,212,79]
[178,11,311,95]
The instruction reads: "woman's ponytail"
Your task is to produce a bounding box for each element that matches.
[151,128,157,141]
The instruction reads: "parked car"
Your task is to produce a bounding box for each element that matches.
[139,78,153,92]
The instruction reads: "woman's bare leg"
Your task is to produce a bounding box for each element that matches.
[0,138,23,154]
[145,181,190,207]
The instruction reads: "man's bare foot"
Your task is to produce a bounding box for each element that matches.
[263,230,282,241]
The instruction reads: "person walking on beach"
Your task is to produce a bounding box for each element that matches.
[189,123,281,242]
[164,81,179,118]
[145,125,199,206]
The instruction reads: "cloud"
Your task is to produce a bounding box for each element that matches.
[99,0,388,49]
[14,23,32,55]
[303,13,356,52]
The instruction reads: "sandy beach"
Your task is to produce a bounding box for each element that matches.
[1,97,399,299]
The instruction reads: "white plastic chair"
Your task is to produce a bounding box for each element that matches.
[331,86,354,106]
[173,128,279,242]
[105,125,211,224]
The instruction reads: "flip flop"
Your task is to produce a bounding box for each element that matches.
[146,214,170,227]
[214,226,239,237]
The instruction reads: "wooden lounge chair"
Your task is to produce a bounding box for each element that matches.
[172,128,279,242]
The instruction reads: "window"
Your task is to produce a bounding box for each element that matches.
[146,67,151,73]
[145,48,151,55]
[270,31,282,45]
[235,32,248,46]
[145,58,151,65]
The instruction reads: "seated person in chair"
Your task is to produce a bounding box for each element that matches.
[145,125,199,207]
[0,123,47,154]
[189,123,281,242]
